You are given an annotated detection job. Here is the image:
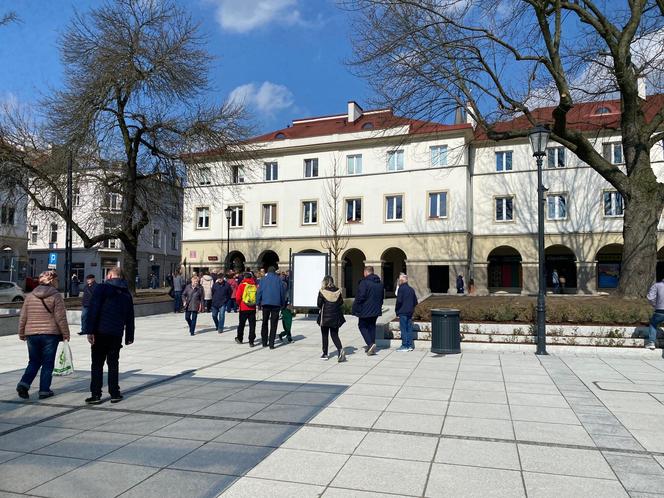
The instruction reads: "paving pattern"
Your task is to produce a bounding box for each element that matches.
[1,312,664,497]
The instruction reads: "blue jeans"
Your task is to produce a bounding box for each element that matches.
[226,298,237,312]
[211,305,226,331]
[18,334,60,394]
[648,311,664,344]
[399,314,414,349]
[80,306,88,334]
[185,311,198,335]
[174,291,182,312]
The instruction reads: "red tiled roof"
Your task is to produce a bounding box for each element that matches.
[474,94,664,140]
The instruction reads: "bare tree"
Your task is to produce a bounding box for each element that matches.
[0,0,251,291]
[320,155,349,287]
[0,11,18,27]
[344,0,664,297]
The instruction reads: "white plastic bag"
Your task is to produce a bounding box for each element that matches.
[53,341,74,376]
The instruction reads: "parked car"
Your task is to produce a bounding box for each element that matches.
[0,281,25,303]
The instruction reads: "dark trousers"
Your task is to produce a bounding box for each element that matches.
[321,326,342,355]
[185,311,198,335]
[237,310,256,344]
[18,334,60,394]
[358,316,378,347]
[174,291,182,312]
[261,306,280,347]
[90,334,122,397]
[204,299,212,312]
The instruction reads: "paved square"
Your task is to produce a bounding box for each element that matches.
[1,311,664,497]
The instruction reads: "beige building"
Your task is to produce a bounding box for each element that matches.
[0,189,28,286]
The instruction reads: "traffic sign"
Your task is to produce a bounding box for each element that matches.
[48,252,58,269]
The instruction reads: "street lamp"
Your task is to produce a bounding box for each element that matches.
[224,206,232,270]
[528,124,551,355]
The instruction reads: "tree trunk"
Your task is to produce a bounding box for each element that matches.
[123,241,138,295]
[618,179,664,298]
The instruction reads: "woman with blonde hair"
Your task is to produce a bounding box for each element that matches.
[182,275,204,336]
[317,275,346,362]
[16,270,70,399]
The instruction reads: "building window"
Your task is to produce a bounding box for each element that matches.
[229,205,243,227]
[428,192,448,219]
[49,193,61,209]
[49,223,58,244]
[347,154,363,175]
[1,206,15,225]
[199,167,211,185]
[264,162,278,182]
[152,229,161,249]
[387,150,404,171]
[345,198,362,223]
[385,195,403,221]
[105,193,121,211]
[72,188,81,207]
[103,222,119,249]
[262,203,278,226]
[430,145,448,167]
[495,151,513,172]
[196,207,210,229]
[170,232,177,250]
[603,191,624,217]
[495,196,514,222]
[232,165,245,184]
[304,158,319,178]
[547,194,568,220]
[302,201,318,225]
[547,147,565,168]
[602,142,623,164]
[30,225,38,244]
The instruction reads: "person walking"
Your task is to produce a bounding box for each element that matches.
[172,271,185,313]
[395,274,419,352]
[352,266,384,356]
[16,270,70,400]
[317,276,346,362]
[646,277,664,350]
[83,267,134,404]
[456,274,465,294]
[182,276,204,336]
[211,276,232,333]
[235,272,257,346]
[70,273,80,297]
[552,269,560,294]
[227,272,239,313]
[80,274,98,335]
[149,272,158,289]
[256,266,286,349]
[201,271,214,312]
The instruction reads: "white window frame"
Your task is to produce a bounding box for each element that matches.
[229,205,244,228]
[72,188,81,207]
[105,192,121,211]
[304,158,319,178]
[603,142,623,164]
[264,162,278,182]
[49,223,58,244]
[495,196,514,222]
[170,231,177,250]
[30,225,38,244]
[0,206,15,226]
[152,228,161,249]
[345,197,362,223]
[385,194,404,222]
[547,193,568,220]
[547,147,566,168]
[346,154,363,175]
[603,190,624,217]
[195,206,210,230]
[428,191,448,219]
[495,151,513,172]
[199,167,212,186]
[387,150,404,171]
[102,222,119,249]
[302,200,318,225]
[430,145,448,167]
[232,165,245,184]
[262,203,278,227]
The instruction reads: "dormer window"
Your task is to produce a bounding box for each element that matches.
[595,106,613,115]
[362,122,374,130]
[275,132,286,139]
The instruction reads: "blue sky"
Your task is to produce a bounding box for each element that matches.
[0,0,373,133]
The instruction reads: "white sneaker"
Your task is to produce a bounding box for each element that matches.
[646,342,656,350]
[367,344,377,356]
[320,353,329,360]
[395,346,408,352]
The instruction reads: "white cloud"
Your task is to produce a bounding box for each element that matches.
[210,0,302,33]
[229,81,295,116]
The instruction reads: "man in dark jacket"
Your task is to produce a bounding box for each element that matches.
[79,274,98,335]
[351,266,384,355]
[256,267,286,349]
[395,274,418,352]
[83,267,134,405]
[211,276,232,333]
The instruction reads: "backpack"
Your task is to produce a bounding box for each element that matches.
[241,283,257,306]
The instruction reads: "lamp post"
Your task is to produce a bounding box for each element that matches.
[224,206,232,270]
[528,125,551,356]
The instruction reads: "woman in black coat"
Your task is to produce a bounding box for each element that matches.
[317,276,346,362]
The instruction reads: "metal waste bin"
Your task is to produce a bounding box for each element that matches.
[431,308,461,354]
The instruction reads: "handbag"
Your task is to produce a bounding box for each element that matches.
[53,342,74,376]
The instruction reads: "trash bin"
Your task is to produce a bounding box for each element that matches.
[431,308,461,354]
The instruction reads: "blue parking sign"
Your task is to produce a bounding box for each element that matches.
[48,252,58,269]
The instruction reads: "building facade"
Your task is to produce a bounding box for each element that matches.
[183,99,664,298]
[0,190,28,287]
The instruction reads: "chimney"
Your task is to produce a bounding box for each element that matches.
[454,106,465,125]
[348,101,363,123]
[465,104,477,128]
[638,76,647,100]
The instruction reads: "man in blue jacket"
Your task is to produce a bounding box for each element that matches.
[211,276,232,333]
[83,267,134,404]
[395,274,419,352]
[256,266,286,349]
[352,266,384,355]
